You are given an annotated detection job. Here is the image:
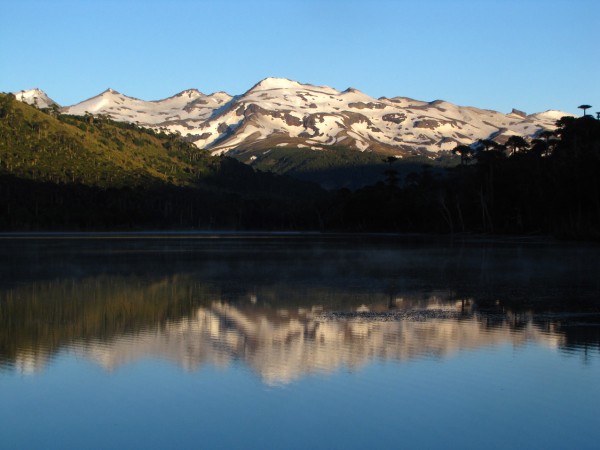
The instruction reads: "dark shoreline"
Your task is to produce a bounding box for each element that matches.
[0,230,573,243]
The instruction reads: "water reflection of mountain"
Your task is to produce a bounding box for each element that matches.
[2,275,598,382]
[1,237,599,380]
[72,301,574,385]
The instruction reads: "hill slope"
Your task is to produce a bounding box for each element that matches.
[1,92,215,187]
[0,94,326,230]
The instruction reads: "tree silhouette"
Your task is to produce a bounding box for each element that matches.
[382,156,399,186]
[539,130,555,142]
[505,135,529,156]
[476,139,499,152]
[452,144,473,166]
[578,104,592,116]
[530,139,548,157]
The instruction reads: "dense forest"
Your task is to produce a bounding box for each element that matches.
[232,145,455,190]
[330,114,600,239]
[1,93,599,239]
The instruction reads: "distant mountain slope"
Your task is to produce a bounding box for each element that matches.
[15,78,570,158]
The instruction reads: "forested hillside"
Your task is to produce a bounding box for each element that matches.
[0,94,326,230]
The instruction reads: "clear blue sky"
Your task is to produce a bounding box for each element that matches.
[1,0,598,114]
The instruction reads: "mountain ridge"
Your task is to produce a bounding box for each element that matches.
[12,78,571,157]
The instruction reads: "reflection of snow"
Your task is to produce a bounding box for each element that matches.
[15,352,48,375]
[56,301,564,385]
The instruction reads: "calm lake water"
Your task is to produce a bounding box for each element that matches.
[1,234,599,449]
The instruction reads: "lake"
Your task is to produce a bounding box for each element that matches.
[1,234,599,449]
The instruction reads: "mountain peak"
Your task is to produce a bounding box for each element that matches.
[12,88,59,108]
[176,88,202,97]
[249,77,303,92]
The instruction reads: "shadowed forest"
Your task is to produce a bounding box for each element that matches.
[1,93,599,239]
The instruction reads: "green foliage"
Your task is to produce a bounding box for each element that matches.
[0,94,220,187]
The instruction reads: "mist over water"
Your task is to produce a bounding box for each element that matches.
[1,235,599,449]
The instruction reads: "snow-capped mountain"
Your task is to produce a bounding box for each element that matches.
[14,79,570,156]
[63,88,232,126]
[12,88,58,109]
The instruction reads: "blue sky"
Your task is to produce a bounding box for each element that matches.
[1,0,598,114]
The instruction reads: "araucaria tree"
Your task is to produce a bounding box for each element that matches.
[452,144,473,166]
[578,104,592,116]
[505,135,530,156]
